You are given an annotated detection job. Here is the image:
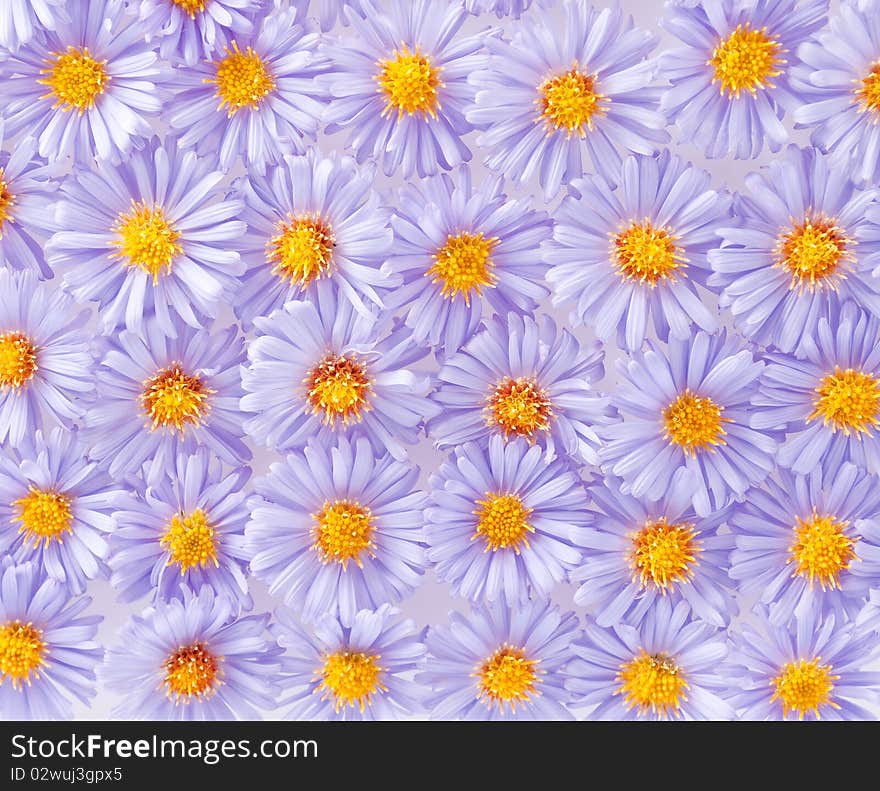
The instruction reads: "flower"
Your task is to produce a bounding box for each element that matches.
[168,5,329,174]
[0,427,120,595]
[240,285,437,460]
[544,151,729,350]
[600,329,777,516]
[0,0,67,52]
[0,0,168,165]
[272,604,425,720]
[572,471,735,628]
[425,436,588,603]
[385,164,551,357]
[467,0,667,199]
[47,136,246,337]
[322,0,486,178]
[728,462,880,627]
[84,318,250,487]
[660,0,828,159]
[102,586,279,720]
[429,312,615,466]
[0,270,93,449]
[246,436,427,626]
[709,145,880,355]
[109,450,251,609]
[235,149,393,329]
[566,598,732,720]
[0,559,102,720]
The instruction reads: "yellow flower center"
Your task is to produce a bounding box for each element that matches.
[770,658,839,720]
[376,45,443,120]
[13,487,74,548]
[0,169,14,234]
[538,66,605,137]
[171,0,209,17]
[210,42,275,116]
[709,23,784,97]
[662,389,730,457]
[630,518,701,592]
[787,510,857,590]
[39,46,110,113]
[775,214,851,291]
[304,353,373,427]
[268,215,336,290]
[472,493,534,553]
[485,376,553,441]
[317,651,386,713]
[141,363,213,434]
[163,643,220,703]
[617,650,688,718]
[312,500,375,569]
[0,332,38,390]
[111,202,182,283]
[856,61,880,118]
[476,645,540,712]
[0,621,47,690]
[427,231,499,305]
[160,508,219,574]
[613,221,686,286]
[808,367,880,437]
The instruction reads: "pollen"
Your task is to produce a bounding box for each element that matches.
[662,389,730,457]
[210,41,275,116]
[616,650,688,719]
[312,500,375,570]
[613,221,686,286]
[538,66,605,137]
[709,23,784,98]
[171,0,209,17]
[0,169,14,234]
[141,363,213,434]
[485,376,553,441]
[161,508,219,574]
[111,202,182,283]
[39,47,110,113]
[808,367,880,437]
[476,644,541,712]
[771,658,839,720]
[163,643,220,703]
[472,493,535,554]
[856,61,880,118]
[787,509,857,591]
[13,487,74,548]
[427,231,499,306]
[304,353,373,427]
[317,651,386,713]
[0,621,47,690]
[0,332,38,390]
[376,45,443,120]
[268,214,336,290]
[630,518,701,592]
[775,214,852,291]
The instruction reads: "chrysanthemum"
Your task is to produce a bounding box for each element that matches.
[428,312,615,466]
[0,0,168,165]
[566,598,733,720]
[729,605,880,720]
[48,136,245,337]
[235,149,393,328]
[322,0,485,178]
[102,586,279,720]
[0,559,102,720]
[728,463,880,627]
[109,450,251,609]
[419,599,579,721]
[660,0,828,159]
[272,604,425,720]
[168,5,329,174]
[600,329,777,516]
[426,436,588,603]
[0,270,93,449]
[246,436,427,626]
[544,151,729,350]
[240,286,437,460]
[709,145,880,354]
[0,0,67,52]
[84,319,250,486]
[572,471,735,628]
[467,0,668,199]
[386,165,551,356]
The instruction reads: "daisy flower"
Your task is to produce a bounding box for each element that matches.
[0,427,121,595]
[385,164,551,357]
[728,463,880,627]
[109,450,251,609]
[246,436,427,626]
[544,151,730,350]
[0,0,67,52]
[102,586,280,720]
[567,599,732,720]
[418,599,580,721]
[272,604,425,720]
[84,318,250,487]
[601,329,777,517]
[168,4,329,174]
[240,285,437,460]
[572,471,736,628]
[428,312,615,466]
[47,136,246,337]
[0,559,102,720]
[425,436,588,604]
[235,149,393,329]
[467,0,668,199]
[709,145,880,354]
[322,0,486,178]
[0,0,168,165]
[660,0,828,159]
[0,270,93,449]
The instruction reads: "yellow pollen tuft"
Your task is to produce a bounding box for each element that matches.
[163,643,220,703]
[111,201,182,283]
[775,214,852,291]
[304,353,373,427]
[537,66,605,137]
[317,651,386,713]
[161,508,219,574]
[210,41,275,116]
[0,621,47,690]
[171,0,209,18]
[630,518,701,592]
[856,61,880,119]
[709,23,784,98]
[0,332,38,390]
[662,389,730,457]
[141,363,213,434]
[39,47,109,113]
[312,499,375,569]
[485,376,553,441]
[771,658,839,720]
[787,509,857,591]
[616,650,688,718]
[613,221,687,286]
[476,644,541,712]
[13,487,74,548]
[0,169,14,235]
[268,214,336,290]
[472,492,535,554]
[376,45,443,120]
[808,367,880,437]
[427,231,499,305]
